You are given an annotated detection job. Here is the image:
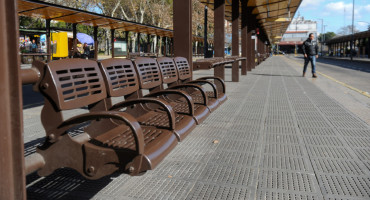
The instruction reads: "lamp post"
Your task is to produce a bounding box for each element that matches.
[318,18,324,56]
[323,25,328,56]
[350,0,354,61]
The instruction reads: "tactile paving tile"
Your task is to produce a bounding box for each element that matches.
[209,150,257,167]
[264,119,295,127]
[192,126,227,138]
[327,116,363,123]
[165,145,213,162]
[27,168,128,200]
[264,126,297,134]
[185,182,251,200]
[296,115,326,122]
[257,189,322,200]
[297,121,331,128]
[306,146,353,159]
[265,134,300,144]
[317,174,370,199]
[263,144,305,156]
[150,160,206,180]
[353,148,370,160]
[217,139,258,153]
[303,136,344,146]
[330,121,368,129]
[257,170,317,193]
[260,154,312,172]
[299,127,336,136]
[199,163,255,186]
[342,137,370,148]
[226,129,261,141]
[179,135,221,149]
[120,176,193,200]
[337,129,370,137]
[311,158,366,175]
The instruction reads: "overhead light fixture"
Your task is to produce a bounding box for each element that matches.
[266,18,291,22]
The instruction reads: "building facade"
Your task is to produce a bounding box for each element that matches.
[279,16,317,54]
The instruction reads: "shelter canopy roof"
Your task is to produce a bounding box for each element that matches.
[200,0,302,43]
[18,0,176,38]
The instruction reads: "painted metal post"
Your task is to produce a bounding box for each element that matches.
[0,0,26,199]
[251,33,255,69]
[111,29,115,58]
[170,37,174,56]
[214,0,225,79]
[137,33,141,53]
[72,23,77,58]
[246,20,252,71]
[173,0,193,69]
[46,19,51,62]
[94,26,98,60]
[125,31,129,55]
[147,34,151,53]
[164,37,167,56]
[232,0,239,82]
[204,6,208,58]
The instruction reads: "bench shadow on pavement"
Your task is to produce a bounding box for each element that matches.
[23,84,44,109]
[25,128,116,200]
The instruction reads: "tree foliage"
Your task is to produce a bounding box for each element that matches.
[318,32,336,42]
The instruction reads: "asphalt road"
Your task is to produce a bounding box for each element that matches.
[288,55,370,94]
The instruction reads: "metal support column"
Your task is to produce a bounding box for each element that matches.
[173,0,192,69]
[246,20,252,71]
[46,19,51,62]
[147,34,151,53]
[111,29,115,58]
[251,34,256,69]
[72,23,77,58]
[231,0,239,82]
[94,26,98,60]
[214,0,225,79]
[125,31,129,55]
[0,0,26,199]
[204,6,209,58]
[137,33,141,53]
[241,7,248,74]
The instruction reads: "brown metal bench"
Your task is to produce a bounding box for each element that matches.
[156,57,211,118]
[30,58,178,179]
[157,57,219,112]
[127,52,142,60]
[100,58,196,141]
[174,57,227,108]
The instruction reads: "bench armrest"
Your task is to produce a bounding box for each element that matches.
[169,84,208,106]
[197,76,226,94]
[57,111,144,154]
[145,90,194,116]
[185,80,218,99]
[110,98,176,130]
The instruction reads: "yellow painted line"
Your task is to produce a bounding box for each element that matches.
[283,56,370,98]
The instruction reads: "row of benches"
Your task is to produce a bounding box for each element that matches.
[29,56,227,179]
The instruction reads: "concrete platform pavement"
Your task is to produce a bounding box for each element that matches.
[24,56,370,199]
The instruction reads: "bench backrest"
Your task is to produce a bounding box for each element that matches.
[99,58,140,97]
[40,59,107,110]
[173,57,192,81]
[156,57,179,84]
[133,57,162,89]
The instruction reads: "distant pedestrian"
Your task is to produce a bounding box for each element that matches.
[82,43,90,59]
[302,33,319,78]
[31,39,37,53]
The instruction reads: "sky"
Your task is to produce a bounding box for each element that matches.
[295,0,370,34]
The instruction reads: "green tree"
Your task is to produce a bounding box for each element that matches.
[318,32,336,42]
